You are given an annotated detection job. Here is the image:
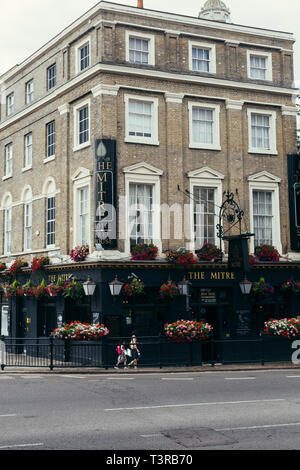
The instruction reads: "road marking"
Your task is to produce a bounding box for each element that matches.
[217,422,300,431]
[141,434,162,438]
[161,378,194,381]
[225,377,256,380]
[0,443,44,449]
[106,377,135,380]
[286,375,300,378]
[104,398,285,412]
[0,414,17,418]
[59,375,86,379]
[0,376,14,379]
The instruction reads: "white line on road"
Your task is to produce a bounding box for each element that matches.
[161,378,194,381]
[225,377,256,380]
[0,443,44,449]
[106,377,135,380]
[0,414,17,418]
[104,398,285,411]
[217,422,300,431]
[141,434,162,438]
[286,375,300,378]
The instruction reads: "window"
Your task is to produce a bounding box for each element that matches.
[126,31,155,66]
[79,187,89,245]
[189,41,216,74]
[247,109,277,155]
[188,102,221,150]
[47,64,56,90]
[80,43,90,71]
[7,93,14,116]
[4,207,11,255]
[24,133,32,168]
[125,95,159,145]
[247,51,272,81]
[253,190,273,247]
[46,196,56,247]
[24,202,32,251]
[73,100,90,151]
[26,80,34,104]
[46,121,55,158]
[193,187,216,250]
[129,183,153,248]
[4,143,12,177]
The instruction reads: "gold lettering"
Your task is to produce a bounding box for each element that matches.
[188,272,194,280]
[231,272,235,280]
[210,272,218,280]
[226,272,230,280]
[97,172,107,183]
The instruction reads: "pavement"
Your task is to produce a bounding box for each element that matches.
[1,362,300,374]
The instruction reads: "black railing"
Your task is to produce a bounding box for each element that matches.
[0,336,296,371]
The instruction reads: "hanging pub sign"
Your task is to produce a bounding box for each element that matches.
[288,154,300,252]
[223,234,253,272]
[94,139,117,250]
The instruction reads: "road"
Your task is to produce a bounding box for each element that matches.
[1,369,300,451]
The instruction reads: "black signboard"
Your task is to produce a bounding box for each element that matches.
[224,234,253,272]
[236,309,252,337]
[94,139,117,250]
[288,154,300,251]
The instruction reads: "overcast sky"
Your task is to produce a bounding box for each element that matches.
[1,0,300,86]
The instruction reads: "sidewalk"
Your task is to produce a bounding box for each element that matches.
[1,362,300,374]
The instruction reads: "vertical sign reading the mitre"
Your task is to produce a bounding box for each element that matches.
[94,139,117,250]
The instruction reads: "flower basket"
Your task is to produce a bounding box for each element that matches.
[252,277,274,297]
[123,278,145,297]
[164,320,213,342]
[70,245,89,262]
[62,280,85,300]
[159,281,180,299]
[0,263,6,271]
[33,279,49,299]
[263,317,300,339]
[23,280,34,297]
[5,280,23,298]
[31,256,49,273]
[9,259,28,276]
[254,244,280,262]
[249,254,257,265]
[165,249,197,265]
[47,277,65,297]
[196,242,222,262]
[51,321,109,341]
[130,243,158,260]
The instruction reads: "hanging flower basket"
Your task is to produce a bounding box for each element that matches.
[159,281,180,299]
[254,244,280,262]
[123,278,145,297]
[51,321,109,341]
[165,249,197,265]
[130,243,158,260]
[62,280,85,300]
[249,254,257,265]
[33,279,49,299]
[252,277,274,297]
[9,259,28,276]
[47,277,65,297]
[31,256,49,273]
[23,280,34,297]
[5,280,23,298]
[263,317,300,339]
[164,319,213,342]
[0,263,6,272]
[196,242,222,262]
[70,245,89,262]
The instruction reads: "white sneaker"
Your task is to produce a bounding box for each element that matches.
[114,366,119,370]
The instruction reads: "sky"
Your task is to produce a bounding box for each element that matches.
[0,0,300,87]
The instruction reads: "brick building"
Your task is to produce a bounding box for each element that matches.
[0,0,299,348]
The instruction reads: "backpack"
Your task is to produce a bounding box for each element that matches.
[116,345,122,355]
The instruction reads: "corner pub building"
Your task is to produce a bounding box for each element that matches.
[0,0,299,364]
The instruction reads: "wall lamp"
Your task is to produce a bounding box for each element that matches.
[239,276,252,295]
[109,276,124,297]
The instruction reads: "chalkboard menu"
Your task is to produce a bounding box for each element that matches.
[94,139,117,250]
[236,309,252,337]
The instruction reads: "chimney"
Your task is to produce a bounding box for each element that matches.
[137,0,143,8]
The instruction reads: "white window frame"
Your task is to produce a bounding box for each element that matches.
[72,169,92,248]
[75,37,91,74]
[188,168,224,252]
[7,93,14,116]
[4,206,12,255]
[26,80,34,104]
[24,133,32,169]
[73,99,91,152]
[124,94,159,146]
[125,31,155,66]
[189,41,216,74]
[46,195,56,249]
[247,50,272,82]
[4,143,13,178]
[188,102,221,150]
[46,121,55,160]
[247,108,277,155]
[24,201,32,252]
[47,63,56,90]
[248,175,282,254]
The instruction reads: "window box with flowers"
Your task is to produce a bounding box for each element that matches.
[254,244,280,262]
[252,277,274,297]
[51,321,109,341]
[165,249,197,265]
[159,281,180,300]
[123,278,145,298]
[130,243,158,260]
[70,245,89,262]
[9,259,28,276]
[164,319,213,343]
[263,317,300,340]
[62,280,85,300]
[4,280,23,298]
[196,242,222,262]
[33,279,49,299]
[31,256,49,273]
[23,280,34,297]
[47,277,65,297]
[280,279,300,296]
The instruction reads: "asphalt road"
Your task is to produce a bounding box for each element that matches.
[1,369,300,451]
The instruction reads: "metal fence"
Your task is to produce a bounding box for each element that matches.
[0,336,296,371]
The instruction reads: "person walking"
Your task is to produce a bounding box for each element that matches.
[128,334,140,369]
[114,340,128,370]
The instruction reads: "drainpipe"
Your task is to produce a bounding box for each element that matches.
[137,0,143,8]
